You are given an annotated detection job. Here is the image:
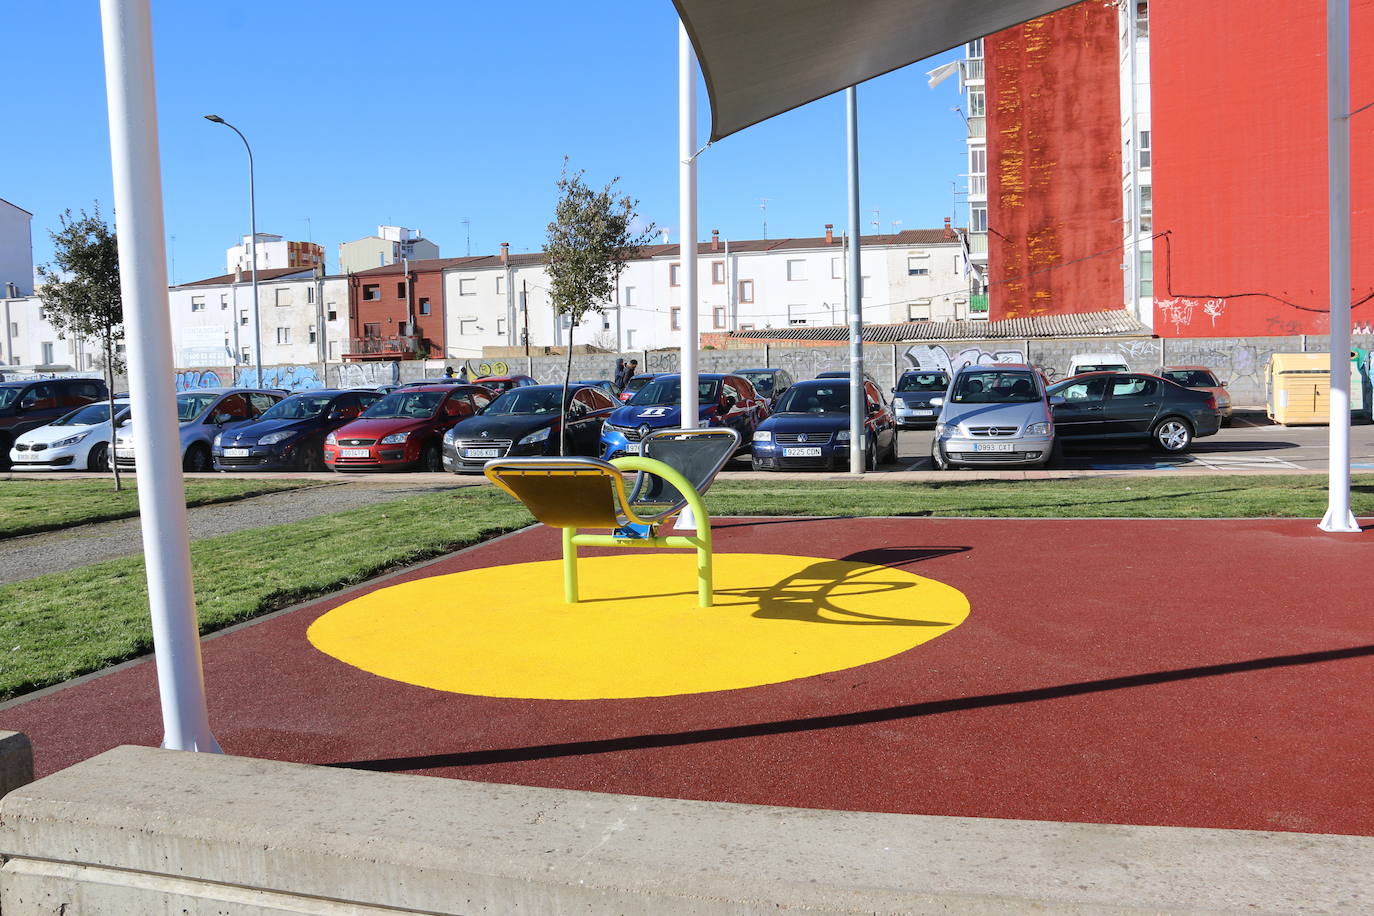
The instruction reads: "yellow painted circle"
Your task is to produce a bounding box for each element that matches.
[307,553,969,700]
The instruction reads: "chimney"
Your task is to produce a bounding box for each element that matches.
[500,242,509,265]
[943,217,954,239]
[824,224,834,245]
[711,229,720,252]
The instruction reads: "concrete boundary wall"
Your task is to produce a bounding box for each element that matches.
[1,746,1370,915]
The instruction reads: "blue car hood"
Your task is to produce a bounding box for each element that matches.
[759,412,850,434]
[608,403,716,430]
[220,417,315,444]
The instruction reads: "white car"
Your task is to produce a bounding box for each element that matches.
[9,399,131,471]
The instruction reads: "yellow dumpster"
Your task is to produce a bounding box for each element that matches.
[1266,353,1331,425]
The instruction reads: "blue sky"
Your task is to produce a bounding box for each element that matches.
[5,1,967,285]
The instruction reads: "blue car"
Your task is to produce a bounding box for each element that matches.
[600,373,767,459]
[750,377,898,471]
[212,389,382,471]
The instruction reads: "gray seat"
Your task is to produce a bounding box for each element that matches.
[627,427,740,521]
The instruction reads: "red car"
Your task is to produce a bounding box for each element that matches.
[324,385,493,472]
[472,375,537,395]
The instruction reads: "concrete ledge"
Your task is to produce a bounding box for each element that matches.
[1,746,1370,915]
[0,731,33,799]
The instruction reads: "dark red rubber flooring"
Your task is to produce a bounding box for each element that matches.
[3,517,1372,836]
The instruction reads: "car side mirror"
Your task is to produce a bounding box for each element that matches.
[1049,395,1066,406]
[1221,381,1229,388]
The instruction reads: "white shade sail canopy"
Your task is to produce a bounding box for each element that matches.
[673,0,1082,141]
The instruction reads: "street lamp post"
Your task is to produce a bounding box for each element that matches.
[204,114,262,386]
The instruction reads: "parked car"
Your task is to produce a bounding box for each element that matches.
[733,368,794,407]
[9,398,130,471]
[617,372,664,403]
[324,385,494,472]
[398,378,466,389]
[0,377,109,469]
[1156,366,1233,424]
[750,377,897,471]
[600,373,767,459]
[890,368,951,428]
[443,384,619,473]
[471,375,537,395]
[1046,371,1222,454]
[114,388,285,472]
[1067,353,1129,375]
[816,370,878,383]
[930,364,1056,470]
[212,389,382,471]
[573,379,621,399]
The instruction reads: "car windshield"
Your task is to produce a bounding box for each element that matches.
[52,403,124,426]
[0,388,20,410]
[737,372,776,396]
[896,372,948,392]
[260,394,334,421]
[1162,369,1218,387]
[479,379,517,393]
[629,377,720,406]
[361,391,444,419]
[484,388,564,415]
[1075,363,1126,373]
[176,393,219,422]
[624,376,653,394]
[951,370,1040,404]
[774,383,849,413]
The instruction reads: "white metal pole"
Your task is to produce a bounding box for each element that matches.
[1320,0,1359,532]
[98,0,220,752]
[679,21,699,430]
[846,87,865,474]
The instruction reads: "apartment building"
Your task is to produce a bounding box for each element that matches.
[226,234,324,274]
[1,198,34,299]
[0,295,103,371]
[339,226,441,275]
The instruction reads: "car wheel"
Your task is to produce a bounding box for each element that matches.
[864,439,877,472]
[88,442,110,472]
[1152,417,1194,453]
[0,434,11,471]
[930,440,950,471]
[182,444,211,472]
[1039,439,1062,469]
[421,442,443,472]
[883,433,899,465]
[295,443,323,472]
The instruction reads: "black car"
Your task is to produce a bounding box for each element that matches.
[1047,372,1223,454]
[442,384,619,473]
[212,389,382,471]
[0,377,109,469]
[890,368,951,428]
[750,377,897,471]
[733,368,794,407]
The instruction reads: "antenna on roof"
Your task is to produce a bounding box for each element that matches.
[461,218,471,256]
[758,199,771,240]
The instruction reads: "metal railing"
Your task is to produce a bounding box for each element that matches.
[344,335,424,359]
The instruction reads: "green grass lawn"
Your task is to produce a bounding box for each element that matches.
[1,473,1370,701]
[0,478,322,540]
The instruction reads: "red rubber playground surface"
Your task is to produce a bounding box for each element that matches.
[3,516,1372,836]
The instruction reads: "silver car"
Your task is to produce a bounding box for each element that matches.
[115,388,284,472]
[930,364,1056,469]
[891,368,950,428]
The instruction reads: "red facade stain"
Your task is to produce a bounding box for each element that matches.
[987,3,1121,321]
[1151,0,1374,337]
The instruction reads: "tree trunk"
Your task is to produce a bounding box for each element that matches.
[106,338,122,492]
[560,313,574,456]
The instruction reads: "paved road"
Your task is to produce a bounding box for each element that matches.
[0,479,475,585]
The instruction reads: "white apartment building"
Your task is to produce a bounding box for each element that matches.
[168,268,350,370]
[339,226,440,274]
[1120,0,1154,326]
[226,233,325,274]
[1,198,35,299]
[0,295,104,372]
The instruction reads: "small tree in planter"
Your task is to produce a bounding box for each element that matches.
[543,160,653,454]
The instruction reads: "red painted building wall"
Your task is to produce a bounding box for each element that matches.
[347,261,447,359]
[1151,0,1374,337]
[986,3,1122,320]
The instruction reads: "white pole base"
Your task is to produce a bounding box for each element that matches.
[1318,508,1360,533]
[676,504,698,532]
[162,733,223,754]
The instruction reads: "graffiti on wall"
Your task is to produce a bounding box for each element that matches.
[903,344,1026,374]
[174,369,222,391]
[335,361,400,388]
[235,365,323,391]
[462,360,509,378]
[1157,297,1231,334]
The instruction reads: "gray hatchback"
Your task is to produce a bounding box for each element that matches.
[930,364,1056,469]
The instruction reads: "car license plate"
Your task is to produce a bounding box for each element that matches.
[972,442,1015,452]
[463,448,499,458]
[783,447,823,457]
[626,443,642,454]
[912,409,934,416]
[223,448,250,458]
[340,448,370,458]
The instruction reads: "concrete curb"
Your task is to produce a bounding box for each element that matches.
[1,746,1369,915]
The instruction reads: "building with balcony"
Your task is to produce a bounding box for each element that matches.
[346,258,458,360]
[226,234,325,275]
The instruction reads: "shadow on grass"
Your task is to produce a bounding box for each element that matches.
[328,643,1374,773]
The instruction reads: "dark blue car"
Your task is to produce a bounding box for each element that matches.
[600,373,767,459]
[750,377,898,471]
[212,388,381,471]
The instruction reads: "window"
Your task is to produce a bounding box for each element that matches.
[738,280,754,303]
[307,287,315,303]
[1139,186,1153,233]
[418,298,431,316]
[786,259,806,281]
[966,38,983,58]
[459,278,476,296]
[496,275,505,295]
[711,260,725,284]
[241,348,250,364]
[626,329,636,347]
[968,89,985,118]
[713,306,726,329]
[248,393,277,416]
[1057,377,1107,403]
[276,327,291,345]
[669,263,681,286]
[969,147,987,196]
[275,288,290,306]
[602,314,611,330]
[1139,130,1151,169]
[460,319,478,336]
[239,309,249,326]
[739,324,754,332]
[671,307,681,330]
[1139,250,1154,298]
[831,257,843,279]
[328,340,339,359]
[908,302,931,321]
[191,296,205,312]
[907,258,930,276]
[363,284,380,301]
[787,305,806,326]
[971,206,988,233]
[396,282,406,298]
[496,318,506,335]
[1136,1,1149,38]
[327,308,338,321]
[220,294,228,310]
[308,327,318,344]
[9,322,18,337]
[1111,377,1158,399]
[363,322,381,338]
[624,286,637,306]
[41,342,54,364]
